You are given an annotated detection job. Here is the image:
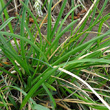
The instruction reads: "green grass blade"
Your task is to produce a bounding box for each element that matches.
[47,0,52,42]
[20,67,58,109]
[46,20,77,55]
[10,86,50,110]
[52,30,110,65]
[49,0,67,40]
[0,31,48,63]
[0,0,13,33]
[0,17,15,30]
[20,0,30,75]
[42,83,56,110]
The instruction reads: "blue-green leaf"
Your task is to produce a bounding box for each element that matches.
[0,17,15,30]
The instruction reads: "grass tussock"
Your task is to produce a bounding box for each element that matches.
[0,0,110,110]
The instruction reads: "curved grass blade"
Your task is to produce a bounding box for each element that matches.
[20,67,58,109]
[53,66,110,109]
[0,0,13,33]
[49,0,67,41]
[52,30,110,65]
[0,31,48,63]
[0,17,15,30]
[46,20,77,55]
[42,83,56,110]
[10,86,50,110]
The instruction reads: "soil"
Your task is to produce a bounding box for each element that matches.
[0,1,110,46]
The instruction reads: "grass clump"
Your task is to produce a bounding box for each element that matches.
[0,0,110,110]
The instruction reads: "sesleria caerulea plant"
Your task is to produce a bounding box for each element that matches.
[0,0,110,110]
